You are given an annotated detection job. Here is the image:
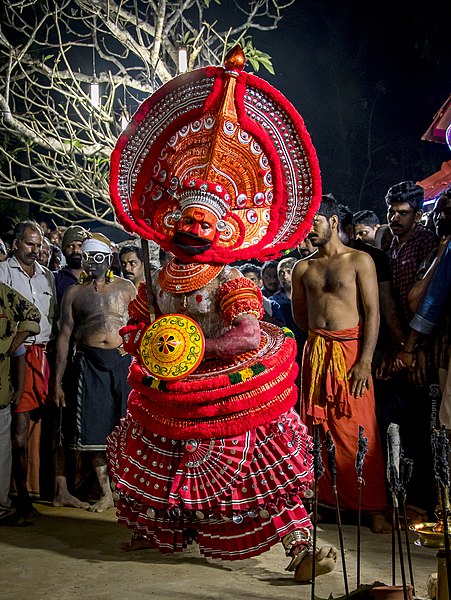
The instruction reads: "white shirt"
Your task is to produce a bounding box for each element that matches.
[0,256,57,344]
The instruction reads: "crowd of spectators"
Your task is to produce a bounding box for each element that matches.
[0,180,449,530]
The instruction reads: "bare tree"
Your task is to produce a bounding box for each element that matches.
[0,0,292,229]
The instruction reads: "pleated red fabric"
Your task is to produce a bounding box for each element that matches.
[107,408,313,560]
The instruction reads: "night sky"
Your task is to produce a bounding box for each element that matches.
[248,0,450,218]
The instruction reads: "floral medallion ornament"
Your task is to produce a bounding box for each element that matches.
[110,45,321,264]
[139,314,205,381]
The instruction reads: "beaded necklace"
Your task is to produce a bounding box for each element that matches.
[158,258,223,294]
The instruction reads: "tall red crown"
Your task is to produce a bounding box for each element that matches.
[110,45,321,263]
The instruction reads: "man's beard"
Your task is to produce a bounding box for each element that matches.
[308,228,332,247]
[66,253,82,269]
[173,232,213,256]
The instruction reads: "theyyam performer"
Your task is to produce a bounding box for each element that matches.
[107,45,337,582]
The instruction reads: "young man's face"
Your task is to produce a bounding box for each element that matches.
[64,240,83,269]
[277,263,293,292]
[307,214,333,247]
[14,228,42,267]
[387,202,420,239]
[354,224,378,245]
[262,266,279,293]
[242,271,262,287]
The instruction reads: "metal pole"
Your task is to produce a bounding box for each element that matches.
[355,425,368,588]
[311,426,324,599]
[325,430,349,598]
[400,455,415,595]
[387,424,408,600]
[432,427,451,600]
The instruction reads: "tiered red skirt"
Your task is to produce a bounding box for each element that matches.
[108,408,313,560]
[107,324,314,560]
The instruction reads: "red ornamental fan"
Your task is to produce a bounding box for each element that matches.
[110,45,321,263]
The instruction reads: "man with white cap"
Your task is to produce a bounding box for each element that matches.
[52,233,135,512]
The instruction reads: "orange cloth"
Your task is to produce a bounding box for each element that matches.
[301,326,386,512]
[15,346,49,413]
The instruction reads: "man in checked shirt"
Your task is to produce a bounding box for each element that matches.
[384,181,438,516]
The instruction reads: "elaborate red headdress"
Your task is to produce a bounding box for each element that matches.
[110,46,321,263]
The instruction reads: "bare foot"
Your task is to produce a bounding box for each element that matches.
[293,546,338,583]
[87,495,114,513]
[119,536,156,552]
[53,493,90,510]
[370,513,391,534]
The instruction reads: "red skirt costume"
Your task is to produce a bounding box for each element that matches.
[108,277,314,560]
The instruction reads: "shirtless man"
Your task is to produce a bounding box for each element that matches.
[292,194,389,533]
[52,233,135,512]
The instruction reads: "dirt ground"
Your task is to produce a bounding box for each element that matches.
[0,502,438,600]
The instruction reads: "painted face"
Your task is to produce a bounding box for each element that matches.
[387,202,420,240]
[173,207,218,255]
[433,195,451,238]
[307,214,332,247]
[82,251,111,279]
[354,224,378,245]
[120,251,144,285]
[14,228,42,267]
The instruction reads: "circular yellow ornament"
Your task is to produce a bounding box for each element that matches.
[139,314,205,381]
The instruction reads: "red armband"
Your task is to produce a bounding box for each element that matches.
[217,278,264,326]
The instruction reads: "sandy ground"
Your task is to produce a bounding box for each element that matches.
[0,502,438,600]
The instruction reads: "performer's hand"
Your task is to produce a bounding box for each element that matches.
[347,360,372,398]
[119,322,146,357]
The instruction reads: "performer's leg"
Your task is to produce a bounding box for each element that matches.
[282,529,338,582]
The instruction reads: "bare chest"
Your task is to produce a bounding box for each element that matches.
[304,261,356,295]
[72,284,130,320]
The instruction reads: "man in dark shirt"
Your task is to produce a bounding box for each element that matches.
[54,226,88,306]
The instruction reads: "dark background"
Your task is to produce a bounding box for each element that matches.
[247,0,450,219]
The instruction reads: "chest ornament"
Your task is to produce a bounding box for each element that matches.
[158,259,223,295]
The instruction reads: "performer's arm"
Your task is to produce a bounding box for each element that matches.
[205,274,262,358]
[204,313,260,358]
[50,287,76,407]
[348,252,379,398]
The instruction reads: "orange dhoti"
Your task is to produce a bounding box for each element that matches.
[301,326,386,512]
